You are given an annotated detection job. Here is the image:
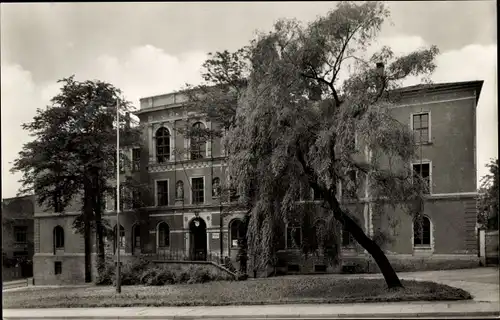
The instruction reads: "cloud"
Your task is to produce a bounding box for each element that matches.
[0,64,59,198]
[86,45,208,109]
[1,39,497,198]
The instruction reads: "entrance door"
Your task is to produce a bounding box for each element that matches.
[189,217,207,261]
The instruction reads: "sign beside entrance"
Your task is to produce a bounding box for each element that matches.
[212,233,220,239]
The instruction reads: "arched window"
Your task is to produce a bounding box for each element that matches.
[341,228,355,248]
[413,216,431,247]
[313,219,327,249]
[157,222,170,248]
[53,226,64,250]
[132,223,141,253]
[155,127,170,163]
[286,224,302,249]
[190,122,205,160]
[113,224,125,253]
[229,219,244,248]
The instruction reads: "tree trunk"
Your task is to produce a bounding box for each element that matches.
[327,195,403,288]
[83,182,93,283]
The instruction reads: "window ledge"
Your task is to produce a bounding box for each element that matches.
[413,246,434,255]
[416,141,433,146]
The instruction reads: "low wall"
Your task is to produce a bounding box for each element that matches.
[341,254,480,273]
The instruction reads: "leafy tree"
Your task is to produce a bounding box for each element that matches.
[11,76,142,279]
[478,159,499,230]
[184,1,437,289]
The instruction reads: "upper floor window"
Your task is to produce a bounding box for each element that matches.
[413,216,431,247]
[53,226,64,249]
[412,113,430,144]
[412,162,431,194]
[286,224,302,249]
[155,127,171,163]
[191,177,205,204]
[118,151,126,173]
[132,148,141,172]
[156,180,169,206]
[190,122,206,160]
[13,226,28,243]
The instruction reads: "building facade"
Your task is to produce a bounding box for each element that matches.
[32,80,483,284]
[2,195,35,281]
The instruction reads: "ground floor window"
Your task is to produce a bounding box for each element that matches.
[54,261,62,275]
[413,216,431,247]
[286,225,302,249]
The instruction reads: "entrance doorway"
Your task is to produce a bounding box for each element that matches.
[189,217,207,261]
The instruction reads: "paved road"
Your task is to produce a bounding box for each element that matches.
[3,268,499,319]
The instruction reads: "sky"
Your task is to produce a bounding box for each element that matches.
[1,1,497,198]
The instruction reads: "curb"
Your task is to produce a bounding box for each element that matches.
[3,311,500,319]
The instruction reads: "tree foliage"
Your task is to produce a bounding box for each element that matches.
[10,76,144,276]
[478,159,499,230]
[226,2,438,288]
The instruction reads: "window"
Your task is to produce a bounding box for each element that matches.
[230,219,244,248]
[132,189,141,209]
[344,170,358,199]
[132,224,141,251]
[113,186,125,211]
[157,180,169,206]
[155,127,171,163]
[342,228,355,247]
[412,113,430,144]
[313,219,327,249]
[286,225,302,249]
[113,224,125,252]
[192,177,204,204]
[132,148,141,172]
[53,226,64,249]
[13,226,28,243]
[413,163,431,194]
[312,188,324,201]
[157,222,170,248]
[413,216,431,247]
[54,261,62,275]
[190,122,206,160]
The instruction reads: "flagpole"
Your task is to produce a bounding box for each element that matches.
[116,97,122,294]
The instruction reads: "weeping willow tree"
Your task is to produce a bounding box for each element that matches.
[224,1,437,289]
[180,2,436,288]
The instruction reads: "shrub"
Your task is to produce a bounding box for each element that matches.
[95,259,115,285]
[97,257,235,286]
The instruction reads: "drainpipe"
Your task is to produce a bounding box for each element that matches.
[220,201,223,264]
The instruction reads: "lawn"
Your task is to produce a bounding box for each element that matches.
[3,278,472,309]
